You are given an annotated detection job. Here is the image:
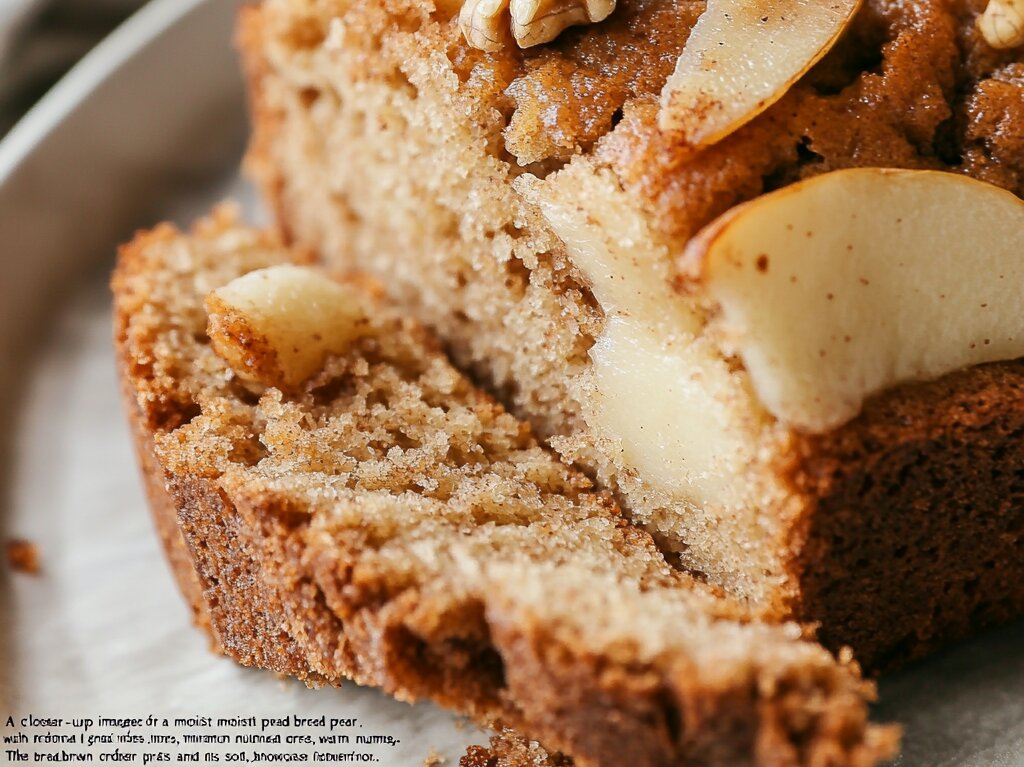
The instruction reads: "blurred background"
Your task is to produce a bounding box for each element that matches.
[0,0,144,135]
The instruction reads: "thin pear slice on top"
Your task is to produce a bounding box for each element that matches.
[679,168,1024,433]
[660,0,861,144]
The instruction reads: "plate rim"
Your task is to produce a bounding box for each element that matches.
[0,0,210,185]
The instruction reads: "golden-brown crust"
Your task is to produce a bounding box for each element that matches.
[468,0,1024,248]
[784,359,1024,670]
[113,219,312,675]
[485,590,897,767]
[121,373,213,639]
[170,475,321,677]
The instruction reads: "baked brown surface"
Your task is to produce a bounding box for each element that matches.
[241,0,1024,669]
[514,0,1024,247]
[784,361,1024,668]
[113,209,899,767]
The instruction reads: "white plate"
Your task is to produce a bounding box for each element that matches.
[0,1,1020,765]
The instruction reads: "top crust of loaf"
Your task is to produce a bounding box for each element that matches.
[113,207,898,767]
[260,0,1023,249]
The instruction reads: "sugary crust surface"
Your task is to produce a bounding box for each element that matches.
[124,385,213,640]
[590,0,1024,249]
[241,0,1024,669]
[113,209,898,767]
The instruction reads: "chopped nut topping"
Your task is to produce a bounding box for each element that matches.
[978,0,1024,49]
[460,0,615,51]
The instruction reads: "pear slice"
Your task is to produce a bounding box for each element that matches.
[680,168,1024,433]
[659,0,861,143]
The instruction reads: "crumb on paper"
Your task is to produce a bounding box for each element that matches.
[6,538,41,575]
[422,748,446,767]
[457,746,492,767]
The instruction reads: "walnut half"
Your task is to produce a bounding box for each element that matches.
[978,0,1024,49]
[459,0,615,51]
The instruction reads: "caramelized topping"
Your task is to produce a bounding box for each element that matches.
[446,0,1023,242]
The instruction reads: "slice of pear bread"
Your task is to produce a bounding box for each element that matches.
[113,207,898,767]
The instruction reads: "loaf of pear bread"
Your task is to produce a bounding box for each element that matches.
[240,0,1024,669]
